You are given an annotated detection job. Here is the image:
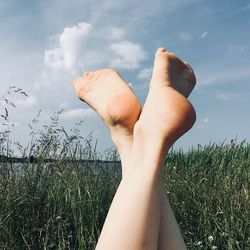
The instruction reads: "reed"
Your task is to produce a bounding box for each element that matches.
[0,87,249,249]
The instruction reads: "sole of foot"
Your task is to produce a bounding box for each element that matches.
[135,48,196,147]
[151,47,196,97]
[72,68,142,137]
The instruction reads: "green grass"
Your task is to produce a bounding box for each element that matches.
[0,89,249,249]
[0,141,249,250]
[164,142,249,249]
[0,161,119,250]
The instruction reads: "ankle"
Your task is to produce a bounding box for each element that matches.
[132,124,171,166]
[133,120,173,149]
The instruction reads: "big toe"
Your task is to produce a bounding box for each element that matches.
[151,48,173,85]
[151,47,196,97]
[155,47,167,55]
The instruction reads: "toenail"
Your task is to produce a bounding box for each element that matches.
[157,47,167,54]
[160,47,166,51]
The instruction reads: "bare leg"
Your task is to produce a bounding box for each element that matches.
[72,69,142,177]
[75,47,196,249]
[150,48,196,250]
[73,70,161,249]
[93,76,195,250]
[158,191,186,250]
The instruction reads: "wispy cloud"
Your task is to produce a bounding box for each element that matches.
[200,31,208,38]
[197,67,250,86]
[215,92,239,101]
[14,96,38,109]
[138,68,152,80]
[238,3,250,12]
[215,91,249,102]
[108,27,125,40]
[226,44,248,53]
[2,0,250,151]
[110,41,147,69]
[202,118,211,123]
[197,117,211,129]
[61,108,96,119]
[59,102,70,109]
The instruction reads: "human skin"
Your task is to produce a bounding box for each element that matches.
[72,48,196,249]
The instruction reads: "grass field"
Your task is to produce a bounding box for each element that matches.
[0,92,249,249]
[0,139,249,250]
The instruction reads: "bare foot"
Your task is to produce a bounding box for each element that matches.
[134,48,196,157]
[72,69,142,173]
[151,48,196,97]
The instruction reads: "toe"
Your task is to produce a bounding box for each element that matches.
[155,47,169,58]
[156,47,167,54]
[155,48,177,62]
[83,72,90,77]
[72,76,82,86]
[82,71,96,81]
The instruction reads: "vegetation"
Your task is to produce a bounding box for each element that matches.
[164,141,249,250]
[0,87,249,249]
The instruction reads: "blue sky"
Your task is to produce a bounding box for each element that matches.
[0,0,250,153]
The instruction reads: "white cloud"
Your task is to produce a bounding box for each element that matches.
[110,41,147,69]
[215,92,239,101]
[216,92,249,102]
[199,76,218,86]
[239,3,250,11]
[78,50,107,69]
[33,70,50,88]
[138,67,152,80]
[108,27,125,40]
[61,108,96,119]
[202,118,211,123]
[226,44,248,53]
[200,31,208,38]
[44,22,147,73]
[197,118,211,129]
[14,96,38,109]
[44,22,92,71]
[60,102,70,109]
[197,67,250,87]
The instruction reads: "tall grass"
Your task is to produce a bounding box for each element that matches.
[0,109,120,250]
[0,160,119,250]
[164,141,249,249]
[0,87,249,249]
[1,140,249,249]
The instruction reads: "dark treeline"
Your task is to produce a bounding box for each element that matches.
[0,154,121,165]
